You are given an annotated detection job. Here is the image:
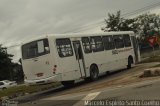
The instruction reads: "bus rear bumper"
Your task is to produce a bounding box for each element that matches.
[25,74,62,85]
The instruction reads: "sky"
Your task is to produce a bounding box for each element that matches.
[0,0,160,62]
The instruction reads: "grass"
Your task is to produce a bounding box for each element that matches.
[140,55,160,63]
[140,55,160,68]
[152,64,160,68]
[0,82,61,98]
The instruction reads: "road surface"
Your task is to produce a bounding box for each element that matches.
[18,77,160,106]
[5,63,160,106]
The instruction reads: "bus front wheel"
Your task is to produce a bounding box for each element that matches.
[90,65,99,81]
[61,80,74,87]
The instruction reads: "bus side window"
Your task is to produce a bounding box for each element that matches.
[37,39,50,54]
[113,35,124,49]
[123,34,131,47]
[82,37,92,53]
[44,39,50,53]
[56,38,73,57]
[90,36,104,52]
[102,35,115,50]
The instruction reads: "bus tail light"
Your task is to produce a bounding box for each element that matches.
[53,65,57,74]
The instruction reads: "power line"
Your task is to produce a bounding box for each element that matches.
[70,1,160,33]
[4,1,160,48]
[121,2,160,17]
[62,20,102,34]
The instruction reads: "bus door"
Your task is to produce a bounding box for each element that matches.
[72,41,86,78]
[131,36,141,62]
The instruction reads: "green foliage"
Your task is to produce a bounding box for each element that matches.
[0,45,14,80]
[102,11,160,40]
[102,11,122,31]
[135,13,160,38]
[0,82,61,98]
[140,55,160,63]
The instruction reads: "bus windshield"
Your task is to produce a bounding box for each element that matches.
[22,38,50,59]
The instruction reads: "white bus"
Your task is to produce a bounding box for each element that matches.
[21,31,140,86]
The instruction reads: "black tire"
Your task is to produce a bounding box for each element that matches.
[106,71,110,75]
[61,80,74,87]
[2,87,7,90]
[127,58,132,69]
[90,65,99,81]
[84,77,91,82]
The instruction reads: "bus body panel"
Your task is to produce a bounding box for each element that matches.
[21,31,139,85]
[51,37,85,81]
[81,33,135,77]
[22,37,62,84]
[82,47,134,77]
[55,55,82,81]
[22,54,52,80]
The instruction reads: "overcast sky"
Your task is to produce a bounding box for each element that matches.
[0,0,160,62]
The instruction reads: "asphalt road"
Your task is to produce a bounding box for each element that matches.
[17,77,160,106]
[5,63,160,106]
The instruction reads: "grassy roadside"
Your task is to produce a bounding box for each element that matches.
[0,82,61,99]
[152,64,160,68]
[140,55,160,63]
[140,55,160,68]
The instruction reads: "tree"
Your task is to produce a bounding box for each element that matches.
[102,11,122,32]
[134,13,160,38]
[0,45,14,80]
[102,11,160,40]
[102,11,139,33]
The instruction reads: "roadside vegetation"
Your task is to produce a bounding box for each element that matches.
[152,64,160,67]
[140,55,160,63]
[0,82,61,99]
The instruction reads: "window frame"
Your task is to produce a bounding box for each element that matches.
[113,35,125,49]
[56,38,73,58]
[102,35,115,50]
[90,36,104,52]
[123,34,131,47]
[81,37,92,53]
[22,38,50,59]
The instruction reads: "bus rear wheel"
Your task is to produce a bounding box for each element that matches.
[90,65,99,81]
[2,87,7,90]
[127,57,133,69]
[61,80,74,87]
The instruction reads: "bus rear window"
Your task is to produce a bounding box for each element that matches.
[22,39,50,59]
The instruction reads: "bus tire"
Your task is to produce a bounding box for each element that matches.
[127,56,133,69]
[61,80,74,87]
[84,77,91,82]
[2,87,7,90]
[90,65,99,81]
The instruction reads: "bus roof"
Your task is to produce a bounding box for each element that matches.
[51,31,134,38]
[22,31,134,45]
